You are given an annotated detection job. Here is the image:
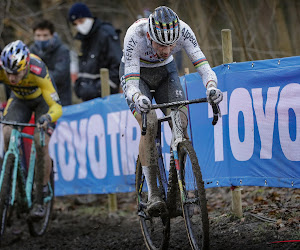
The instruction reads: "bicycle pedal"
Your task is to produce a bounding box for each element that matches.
[147,202,167,217]
[138,210,147,218]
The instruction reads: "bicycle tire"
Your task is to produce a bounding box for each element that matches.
[0,154,14,242]
[27,146,54,237]
[135,156,170,250]
[177,140,209,250]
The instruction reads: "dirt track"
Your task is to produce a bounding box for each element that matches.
[0,187,299,250]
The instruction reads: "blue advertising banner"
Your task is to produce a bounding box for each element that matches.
[49,95,173,196]
[49,56,300,196]
[185,56,300,189]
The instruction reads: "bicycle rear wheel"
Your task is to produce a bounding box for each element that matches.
[0,154,14,243]
[135,157,170,250]
[177,140,209,250]
[28,157,54,237]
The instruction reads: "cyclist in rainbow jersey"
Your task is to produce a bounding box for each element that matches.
[119,6,223,214]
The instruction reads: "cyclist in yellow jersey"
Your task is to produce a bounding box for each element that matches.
[0,40,62,219]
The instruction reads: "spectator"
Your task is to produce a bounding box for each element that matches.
[68,2,122,101]
[30,19,72,106]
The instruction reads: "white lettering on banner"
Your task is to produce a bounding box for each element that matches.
[208,92,228,161]
[107,112,121,176]
[120,111,127,175]
[87,114,107,179]
[252,87,279,159]
[229,88,254,161]
[212,83,300,162]
[58,121,76,181]
[278,83,300,161]
[70,119,88,178]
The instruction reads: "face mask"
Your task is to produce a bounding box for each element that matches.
[35,39,50,51]
[76,18,94,35]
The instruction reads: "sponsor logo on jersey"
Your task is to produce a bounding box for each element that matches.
[10,85,37,96]
[30,64,42,75]
[125,38,138,61]
[50,92,60,102]
[181,28,197,48]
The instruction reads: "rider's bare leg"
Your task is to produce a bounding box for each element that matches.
[136,110,164,211]
[136,110,158,166]
[30,131,51,219]
[3,125,12,151]
[34,132,51,202]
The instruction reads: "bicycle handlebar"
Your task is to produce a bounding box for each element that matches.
[150,97,207,110]
[141,95,221,136]
[0,119,46,146]
[0,120,37,127]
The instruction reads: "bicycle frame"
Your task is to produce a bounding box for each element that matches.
[149,97,217,202]
[0,123,53,210]
[170,108,187,202]
[138,96,219,249]
[154,108,192,205]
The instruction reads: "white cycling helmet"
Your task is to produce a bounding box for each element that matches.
[148,6,181,46]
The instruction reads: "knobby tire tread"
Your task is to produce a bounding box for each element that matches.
[0,154,14,241]
[28,145,54,237]
[135,156,170,250]
[178,140,209,250]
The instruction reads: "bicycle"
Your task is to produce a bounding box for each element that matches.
[0,120,54,244]
[136,91,220,250]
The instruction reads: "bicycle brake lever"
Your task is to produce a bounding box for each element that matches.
[211,103,220,126]
[40,128,45,147]
[141,112,147,136]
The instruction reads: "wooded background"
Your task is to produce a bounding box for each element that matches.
[0,0,299,73]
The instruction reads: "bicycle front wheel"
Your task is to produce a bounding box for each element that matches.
[177,140,209,250]
[135,157,170,250]
[0,154,14,242]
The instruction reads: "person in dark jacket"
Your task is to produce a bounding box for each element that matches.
[68,2,122,101]
[30,19,72,106]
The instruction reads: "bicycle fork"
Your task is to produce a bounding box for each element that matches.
[156,121,168,200]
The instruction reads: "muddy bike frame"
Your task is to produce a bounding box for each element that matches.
[137,93,220,250]
[141,96,219,199]
[0,120,54,239]
[0,121,53,207]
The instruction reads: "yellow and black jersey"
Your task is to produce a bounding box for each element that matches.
[0,54,62,122]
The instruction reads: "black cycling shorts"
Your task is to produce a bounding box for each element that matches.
[3,92,55,132]
[119,60,186,115]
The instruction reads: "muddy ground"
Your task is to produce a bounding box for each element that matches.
[0,186,299,250]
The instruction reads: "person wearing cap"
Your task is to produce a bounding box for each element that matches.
[68,2,122,101]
